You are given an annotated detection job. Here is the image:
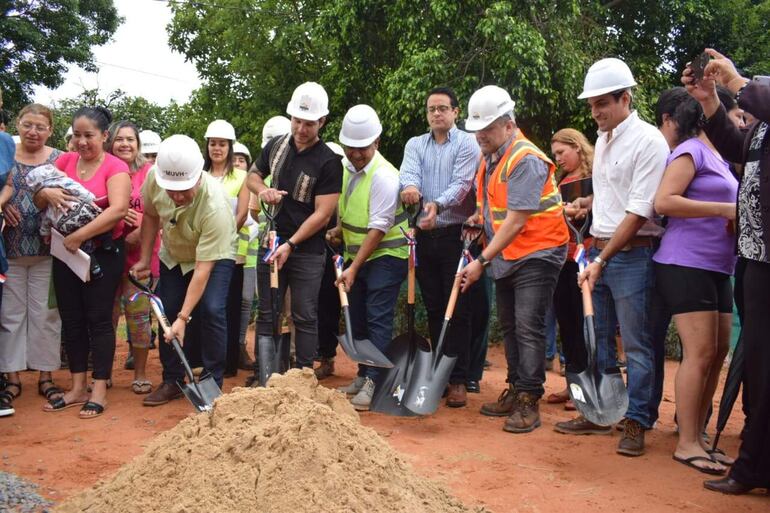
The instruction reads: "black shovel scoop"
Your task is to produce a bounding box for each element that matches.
[371,201,427,416]
[128,274,221,412]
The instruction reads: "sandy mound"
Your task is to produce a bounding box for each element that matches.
[54,369,481,513]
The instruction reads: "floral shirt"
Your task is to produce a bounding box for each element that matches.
[3,149,62,258]
[737,122,768,263]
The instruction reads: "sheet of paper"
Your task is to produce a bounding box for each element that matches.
[50,229,91,282]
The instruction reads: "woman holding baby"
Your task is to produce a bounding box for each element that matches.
[0,104,64,413]
[36,106,130,419]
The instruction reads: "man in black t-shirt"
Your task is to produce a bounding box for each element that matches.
[247,82,342,372]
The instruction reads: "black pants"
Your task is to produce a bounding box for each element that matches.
[467,248,492,382]
[729,259,770,488]
[552,259,587,372]
[225,263,245,375]
[53,238,125,380]
[415,225,473,384]
[317,247,341,359]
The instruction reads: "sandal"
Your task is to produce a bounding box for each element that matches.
[131,380,153,395]
[38,379,64,401]
[43,396,86,412]
[673,454,726,476]
[79,401,105,419]
[708,448,735,466]
[0,382,21,404]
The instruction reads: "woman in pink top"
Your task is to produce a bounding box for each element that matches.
[36,106,130,419]
[108,120,161,396]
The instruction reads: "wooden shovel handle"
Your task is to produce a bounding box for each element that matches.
[444,272,462,319]
[333,264,349,308]
[581,280,594,316]
[407,266,415,304]
[269,230,278,288]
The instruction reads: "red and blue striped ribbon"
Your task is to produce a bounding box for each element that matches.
[400,226,418,267]
[574,243,589,272]
[262,233,281,263]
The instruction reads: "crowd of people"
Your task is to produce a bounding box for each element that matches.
[0,49,767,496]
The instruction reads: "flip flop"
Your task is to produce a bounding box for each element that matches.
[43,397,86,412]
[79,401,105,419]
[673,455,726,476]
[707,448,735,466]
[131,380,153,395]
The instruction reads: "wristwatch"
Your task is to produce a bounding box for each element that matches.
[177,312,192,323]
[593,256,608,269]
[477,254,491,267]
[286,239,298,251]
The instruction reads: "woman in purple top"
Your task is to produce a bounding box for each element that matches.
[654,91,738,475]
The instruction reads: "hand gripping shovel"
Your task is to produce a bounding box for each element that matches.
[255,200,288,386]
[331,252,394,369]
[402,223,482,415]
[371,201,427,416]
[563,207,629,426]
[128,273,221,412]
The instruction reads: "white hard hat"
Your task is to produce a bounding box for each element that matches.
[578,57,637,100]
[233,141,251,159]
[338,104,382,148]
[204,119,236,141]
[465,86,516,131]
[286,82,329,121]
[261,116,291,148]
[155,134,204,191]
[139,130,161,154]
[326,142,344,157]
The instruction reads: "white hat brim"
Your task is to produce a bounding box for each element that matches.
[154,167,202,191]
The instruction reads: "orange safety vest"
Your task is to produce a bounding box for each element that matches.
[476,131,569,261]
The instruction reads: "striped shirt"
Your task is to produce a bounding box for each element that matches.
[399,126,480,227]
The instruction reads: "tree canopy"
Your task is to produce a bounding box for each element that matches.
[0,0,121,114]
[164,0,770,162]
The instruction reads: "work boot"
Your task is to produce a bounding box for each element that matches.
[446,384,467,408]
[350,377,375,411]
[314,357,335,380]
[503,392,541,433]
[480,383,516,417]
[238,345,255,371]
[554,415,612,435]
[617,418,646,456]
[338,376,366,396]
[143,382,183,406]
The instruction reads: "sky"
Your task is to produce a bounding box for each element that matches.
[33,0,202,107]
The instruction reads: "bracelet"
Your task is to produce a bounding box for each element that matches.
[286,240,297,251]
[477,254,491,267]
[593,256,608,269]
[177,312,192,323]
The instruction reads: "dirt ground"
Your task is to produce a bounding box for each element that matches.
[1,331,766,513]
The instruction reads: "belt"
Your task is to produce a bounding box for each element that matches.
[416,224,462,239]
[593,236,656,251]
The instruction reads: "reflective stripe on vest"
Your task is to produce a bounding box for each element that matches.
[338,152,409,262]
[475,131,569,261]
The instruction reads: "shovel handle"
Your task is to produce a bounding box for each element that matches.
[333,264,349,308]
[581,280,594,316]
[407,265,415,304]
[268,230,279,288]
[444,265,463,320]
[143,290,198,385]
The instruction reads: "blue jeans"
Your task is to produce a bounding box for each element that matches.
[348,255,408,380]
[589,246,656,428]
[496,258,561,397]
[157,259,234,387]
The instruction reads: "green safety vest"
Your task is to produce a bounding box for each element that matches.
[218,168,259,266]
[339,152,409,263]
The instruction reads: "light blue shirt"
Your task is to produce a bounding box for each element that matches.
[399,126,480,228]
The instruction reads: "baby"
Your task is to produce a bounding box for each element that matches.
[1,164,112,279]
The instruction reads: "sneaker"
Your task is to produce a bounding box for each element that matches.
[314,358,335,380]
[480,384,516,417]
[554,415,612,435]
[0,398,14,417]
[350,378,375,411]
[617,418,646,456]
[338,376,366,395]
[503,392,541,433]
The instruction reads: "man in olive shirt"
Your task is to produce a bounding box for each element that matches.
[131,135,236,406]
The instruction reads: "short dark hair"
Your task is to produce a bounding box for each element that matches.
[426,87,459,109]
[661,86,739,145]
[73,106,113,133]
[655,87,690,128]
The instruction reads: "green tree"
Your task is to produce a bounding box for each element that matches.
[0,0,121,114]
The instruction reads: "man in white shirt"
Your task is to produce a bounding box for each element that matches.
[554,58,669,457]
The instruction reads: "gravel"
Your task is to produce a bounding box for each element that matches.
[0,471,53,513]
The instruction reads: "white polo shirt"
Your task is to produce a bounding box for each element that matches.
[590,111,669,238]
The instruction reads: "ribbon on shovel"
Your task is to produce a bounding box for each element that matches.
[574,243,589,273]
[129,289,165,316]
[400,226,418,268]
[262,233,281,263]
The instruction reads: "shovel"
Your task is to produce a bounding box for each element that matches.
[563,204,629,426]
[332,252,394,368]
[371,201,427,416]
[402,223,483,416]
[128,273,221,412]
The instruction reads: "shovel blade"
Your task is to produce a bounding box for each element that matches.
[566,369,628,426]
[402,350,457,416]
[179,374,221,412]
[371,333,428,416]
[337,334,394,368]
[257,335,276,386]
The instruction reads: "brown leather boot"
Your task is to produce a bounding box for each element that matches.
[314,358,335,380]
[446,384,467,408]
[480,383,516,417]
[503,392,541,433]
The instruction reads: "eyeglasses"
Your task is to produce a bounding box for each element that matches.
[19,122,50,132]
[426,105,453,114]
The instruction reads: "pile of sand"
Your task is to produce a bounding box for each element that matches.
[54,369,482,513]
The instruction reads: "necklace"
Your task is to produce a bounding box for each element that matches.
[77,153,104,178]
